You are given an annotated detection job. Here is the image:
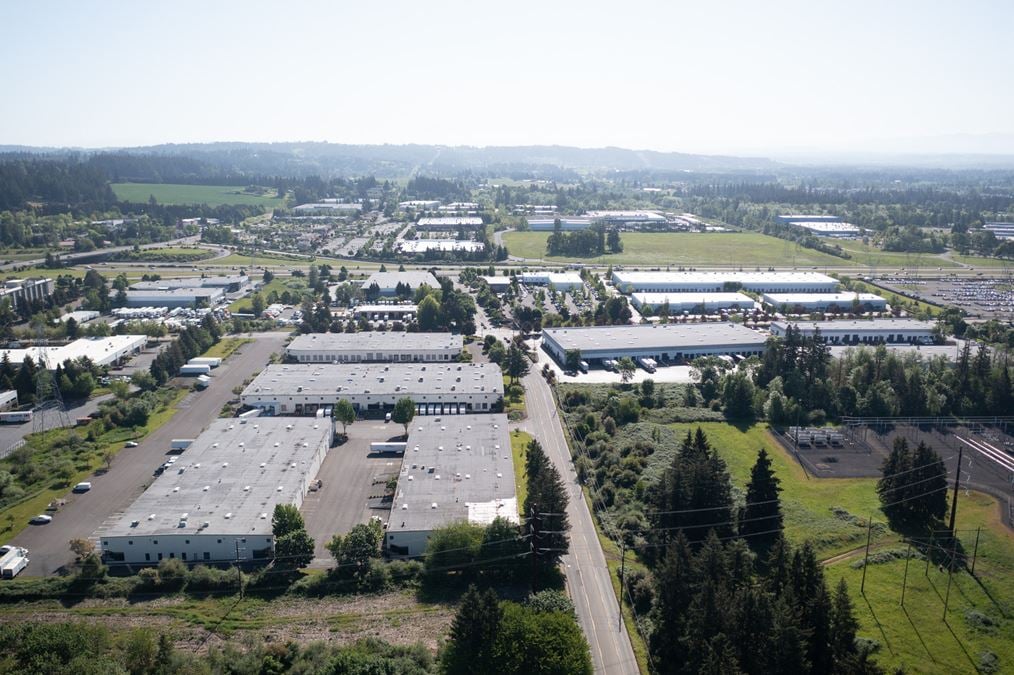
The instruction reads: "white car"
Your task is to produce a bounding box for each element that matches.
[125,441,139,448]
[30,514,53,525]
[73,482,92,493]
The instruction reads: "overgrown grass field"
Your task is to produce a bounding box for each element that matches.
[111,183,287,207]
[504,231,850,267]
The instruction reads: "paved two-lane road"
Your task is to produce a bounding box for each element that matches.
[519,370,639,675]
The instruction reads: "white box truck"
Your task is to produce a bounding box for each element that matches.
[170,439,194,452]
[0,545,30,579]
[178,364,212,377]
[187,357,222,368]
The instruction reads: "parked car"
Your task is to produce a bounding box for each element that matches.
[125,441,139,448]
[72,482,92,493]
[29,514,53,525]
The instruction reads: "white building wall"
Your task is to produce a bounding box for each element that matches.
[287,348,458,363]
[242,391,501,415]
[386,529,432,557]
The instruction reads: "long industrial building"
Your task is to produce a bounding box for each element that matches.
[611,271,839,294]
[125,287,225,308]
[526,217,593,231]
[361,271,440,296]
[285,332,461,363]
[770,319,935,344]
[352,304,418,321]
[387,414,517,557]
[241,362,504,415]
[519,272,584,291]
[100,417,334,565]
[0,335,147,368]
[416,217,484,231]
[631,292,760,313]
[542,323,767,364]
[131,275,250,293]
[762,292,887,312]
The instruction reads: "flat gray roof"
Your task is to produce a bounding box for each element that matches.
[544,323,767,352]
[393,414,517,533]
[362,271,439,291]
[762,292,884,304]
[286,332,461,354]
[105,418,333,537]
[125,288,223,299]
[243,362,504,398]
[772,319,935,333]
[130,275,249,290]
[612,271,838,287]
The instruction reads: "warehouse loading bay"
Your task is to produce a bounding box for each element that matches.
[300,419,405,564]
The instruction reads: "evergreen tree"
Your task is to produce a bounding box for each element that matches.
[829,578,860,670]
[442,585,502,675]
[877,438,947,529]
[523,438,569,570]
[740,449,784,561]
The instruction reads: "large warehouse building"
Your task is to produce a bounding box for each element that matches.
[631,292,760,313]
[387,414,517,557]
[241,362,504,415]
[0,277,55,310]
[527,217,593,231]
[611,271,839,294]
[762,292,887,312]
[124,287,225,308]
[770,319,935,345]
[131,275,250,293]
[542,323,767,364]
[0,335,147,368]
[519,272,584,291]
[285,332,462,363]
[100,418,333,566]
[416,217,484,231]
[361,271,440,297]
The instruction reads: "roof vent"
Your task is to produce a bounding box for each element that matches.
[203,486,210,491]
[225,512,233,519]
[431,503,438,509]
[148,514,156,520]
[173,487,180,493]
[401,504,408,510]
[244,485,251,491]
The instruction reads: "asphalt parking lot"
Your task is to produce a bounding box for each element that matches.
[9,332,290,576]
[301,420,403,565]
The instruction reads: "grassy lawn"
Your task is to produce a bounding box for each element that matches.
[201,337,252,360]
[833,240,958,269]
[854,280,945,316]
[0,388,188,541]
[106,247,216,262]
[112,183,287,207]
[950,253,1014,269]
[229,276,309,311]
[510,429,533,509]
[829,491,1013,674]
[503,232,850,267]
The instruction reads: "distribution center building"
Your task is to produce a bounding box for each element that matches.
[285,332,462,363]
[416,217,484,231]
[611,271,839,294]
[542,323,768,364]
[130,275,250,293]
[361,271,440,296]
[630,292,760,313]
[387,414,517,557]
[99,417,334,566]
[519,272,584,291]
[770,319,935,345]
[761,292,887,312]
[241,362,504,415]
[352,304,418,321]
[526,217,594,231]
[0,335,147,368]
[124,287,225,308]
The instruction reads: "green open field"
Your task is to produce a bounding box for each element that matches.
[951,253,1014,269]
[505,232,852,267]
[833,240,959,269]
[111,183,287,207]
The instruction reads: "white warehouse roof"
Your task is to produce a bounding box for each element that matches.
[631,292,760,311]
[361,271,439,292]
[612,271,839,293]
[0,335,147,368]
[285,332,461,358]
[103,417,333,538]
[762,292,885,307]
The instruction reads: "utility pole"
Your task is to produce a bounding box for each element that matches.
[900,543,912,607]
[971,526,982,575]
[618,541,626,631]
[942,534,959,621]
[860,514,873,595]
[925,531,934,576]
[529,503,539,592]
[948,444,963,533]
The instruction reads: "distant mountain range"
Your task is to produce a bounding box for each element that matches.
[0,142,781,178]
[3,140,1014,175]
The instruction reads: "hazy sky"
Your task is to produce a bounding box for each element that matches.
[2,0,1012,154]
